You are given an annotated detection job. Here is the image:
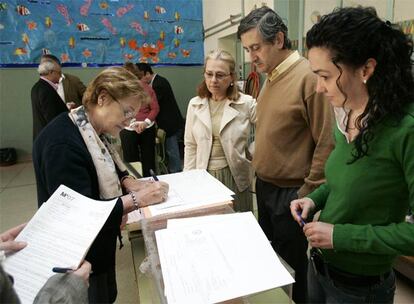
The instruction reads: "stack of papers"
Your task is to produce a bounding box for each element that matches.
[127,169,234,222]
[155,212,295,304]
[3,185,117,304]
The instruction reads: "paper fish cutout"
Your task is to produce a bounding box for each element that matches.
[14,47,27,55]
[143,11,149,20]
[159,31,165,40]
[0,2,8,11]
[69,36,75,48]
[102,17,116,34]
[174,12,180,21]
[57,4,73,25]
[22,33,29,44]
[80,0,92,17]
[16,5,30,16]
[181,49,191,57]
[124,53,134,60]
[119,37,126,48]
[116,4,133,17]
[45,16,52,28]
[167,52,177,59]
[42,48,51,55]
[76,23,90,31]
[155,6,166,14]
[174,26,184,34]
[130,21,146,36]
[173,38,180,48]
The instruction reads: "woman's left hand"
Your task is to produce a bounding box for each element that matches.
[303,222,334,249]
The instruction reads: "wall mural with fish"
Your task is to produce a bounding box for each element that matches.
[0,0,203,66]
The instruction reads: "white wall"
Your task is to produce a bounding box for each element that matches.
[394,0,414,22]
[203,0,273,57]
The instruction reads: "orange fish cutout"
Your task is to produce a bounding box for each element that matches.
[22,33,29,44]
[16,5,30,16]
[14,47,27,55]
[123,53,134,60]
[61,53,69,63]
[68,36,75,48]
[181,49,191,57]
[167,52,177,59]
[45,16,52,28]
[26,21,37,30]
[82,48,92,58]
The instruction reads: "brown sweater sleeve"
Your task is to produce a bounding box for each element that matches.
[298,91,335,197]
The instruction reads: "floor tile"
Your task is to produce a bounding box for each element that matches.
[6,163,36,188]
[0,163,26,188]
[0,184,38,231]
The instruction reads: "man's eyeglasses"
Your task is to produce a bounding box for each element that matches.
[204,71,230,81]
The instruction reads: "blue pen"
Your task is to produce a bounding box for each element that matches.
[52,267,74,273]
[149,169,159,181]
[296,210,306,226]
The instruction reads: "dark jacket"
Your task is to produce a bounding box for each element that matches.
[152,74,184,136]
[32,113,123,275]
[31,79,68,140]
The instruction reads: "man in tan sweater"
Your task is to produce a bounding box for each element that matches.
[238,7,334,304]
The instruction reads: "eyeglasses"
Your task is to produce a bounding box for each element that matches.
[204,71,231,81]
[110,95,136,120]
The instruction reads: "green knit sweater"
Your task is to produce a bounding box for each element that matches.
[307,105,414,275]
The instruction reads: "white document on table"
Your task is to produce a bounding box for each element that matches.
[156,212,295,304]
[3,185,117,304]
[146,169,234,217]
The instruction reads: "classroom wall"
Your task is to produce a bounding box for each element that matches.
[0,65,203,161]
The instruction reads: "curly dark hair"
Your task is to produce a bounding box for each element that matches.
[306,6,414,162]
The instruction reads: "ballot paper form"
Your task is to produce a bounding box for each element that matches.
[145,169,234,217]
[3,185,117,304]
[155,212,295,304]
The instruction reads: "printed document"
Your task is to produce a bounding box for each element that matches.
[3,185,117,304]
[155,212,295,303]
[146,169,234,217]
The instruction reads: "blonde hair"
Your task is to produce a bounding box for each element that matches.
[83,66,149,109]
[197,49,239,101]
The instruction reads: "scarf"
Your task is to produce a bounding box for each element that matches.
[69,106,126,199]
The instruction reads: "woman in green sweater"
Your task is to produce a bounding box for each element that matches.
[290,7,414,303]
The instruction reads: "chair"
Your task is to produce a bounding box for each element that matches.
[155,127,169,175]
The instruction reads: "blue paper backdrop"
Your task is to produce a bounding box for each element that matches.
[0,0,203,66]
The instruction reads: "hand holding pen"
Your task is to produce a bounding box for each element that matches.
[52,260,92,286]
[289,197,315,227]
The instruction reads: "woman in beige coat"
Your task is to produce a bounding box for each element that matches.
[184,50,257,212]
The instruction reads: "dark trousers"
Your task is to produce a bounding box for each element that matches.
[120,126,156,177]
[88,267,117,303]
[256,177,308,304]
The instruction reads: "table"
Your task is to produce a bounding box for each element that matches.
[127,204,295,303]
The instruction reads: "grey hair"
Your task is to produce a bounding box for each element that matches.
[37,60,56,76]
[237,6,291,49]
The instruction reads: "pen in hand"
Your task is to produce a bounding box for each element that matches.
[149,169,159,181]
[52,267,74,274]
[296,210,306,226]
